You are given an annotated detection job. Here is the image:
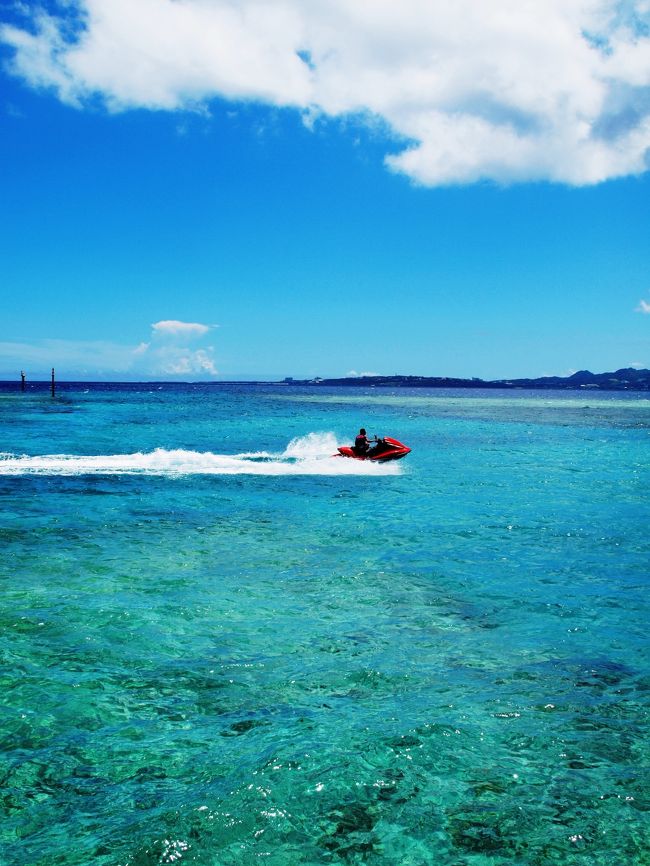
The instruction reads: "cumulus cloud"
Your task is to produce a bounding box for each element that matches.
[2,0,650,185]
[158,348,217,375]
[151,319,212,337]
[347,369,379,378]
[0,320,218,378]
[636,298,650,313]
[146,319,218,374]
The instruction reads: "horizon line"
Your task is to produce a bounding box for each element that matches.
[1,366,647,387]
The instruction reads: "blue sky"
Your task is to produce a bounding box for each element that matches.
[1,0,649,381]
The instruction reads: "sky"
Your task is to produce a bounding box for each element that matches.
[0,0,649,381]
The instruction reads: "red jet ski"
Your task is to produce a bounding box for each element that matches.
[337,436,411,463]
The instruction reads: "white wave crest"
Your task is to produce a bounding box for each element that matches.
[0,434,403,477]
[282,431,340,458]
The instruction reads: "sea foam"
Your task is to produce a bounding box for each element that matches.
[0,433,402,476]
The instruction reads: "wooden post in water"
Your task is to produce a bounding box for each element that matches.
[51,367,55,398]
[21,371,26,392]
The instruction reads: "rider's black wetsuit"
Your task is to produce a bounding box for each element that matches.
[354,434,370,455]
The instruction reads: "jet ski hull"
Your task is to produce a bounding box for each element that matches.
[336,436,411,462]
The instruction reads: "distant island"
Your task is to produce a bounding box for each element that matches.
[285,367,650,391]
[2,367,649,391]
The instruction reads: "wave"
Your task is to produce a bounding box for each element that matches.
[0,433,403,477]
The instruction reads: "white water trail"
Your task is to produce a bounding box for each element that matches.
[282,431,340,458]
[0,433,403,477]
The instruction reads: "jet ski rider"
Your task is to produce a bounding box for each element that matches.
[354,428,375,456]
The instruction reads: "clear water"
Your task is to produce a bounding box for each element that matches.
[1,384,648,865]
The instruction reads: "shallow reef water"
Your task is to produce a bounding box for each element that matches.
[0,384,648,865]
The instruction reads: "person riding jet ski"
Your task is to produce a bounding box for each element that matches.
[338,431,411,462]
[354,428,377,456]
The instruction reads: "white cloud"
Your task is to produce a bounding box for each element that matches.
[158,348,217,375]
[0,339,141,372]
[146,320,218,373]
[151,319,213,337]
[347,369,379,378]
[2,0,650,185]
[0,320,219,378]
[636,298,650,313]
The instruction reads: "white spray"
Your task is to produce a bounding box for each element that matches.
[0,433,403,477]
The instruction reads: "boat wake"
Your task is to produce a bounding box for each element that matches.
[0,433,403,477]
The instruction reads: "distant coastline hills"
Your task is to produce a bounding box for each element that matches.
[2,367,649,391]
[287,367,650,391]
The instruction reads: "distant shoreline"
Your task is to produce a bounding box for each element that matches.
[285,367,650,391]
[1,367,649,391]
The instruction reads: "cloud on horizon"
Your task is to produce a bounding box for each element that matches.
[0,320,218,378]
[2,0,650,186]
[347,370,379,378]
[636,298,650,313]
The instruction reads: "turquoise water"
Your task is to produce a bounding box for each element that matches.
[1,384,648,865]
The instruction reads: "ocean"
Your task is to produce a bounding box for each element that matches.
[1,383,648,865]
